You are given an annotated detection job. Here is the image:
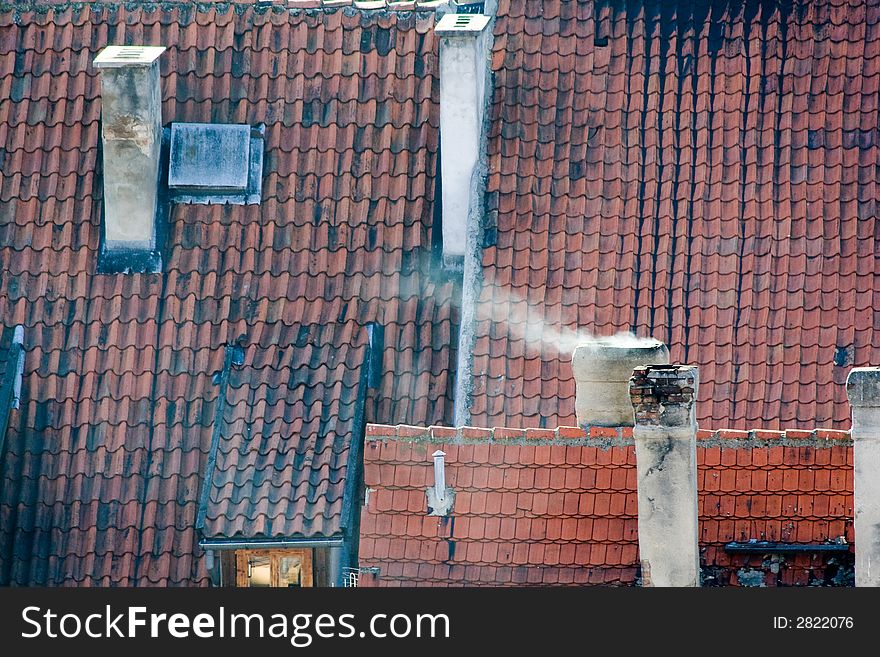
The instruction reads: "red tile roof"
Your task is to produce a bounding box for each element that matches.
[0,3,455,585]
[200,322,370,540]
[471,0,880,430]
[2,0,874,588]
[0,327,23,453]
[359,424,853,586]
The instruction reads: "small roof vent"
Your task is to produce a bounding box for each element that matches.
[434,12,491,35]
[93,45,166,68]
[167,123,264,205]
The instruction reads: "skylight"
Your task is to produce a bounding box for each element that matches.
[167,122,264,205]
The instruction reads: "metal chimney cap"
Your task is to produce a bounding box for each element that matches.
[434,12,491,36]
[93,45,166,69]
[432,450,446,458]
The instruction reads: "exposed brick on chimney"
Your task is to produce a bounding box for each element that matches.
[629,364,698,427]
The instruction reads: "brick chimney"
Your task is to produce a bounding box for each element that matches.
[572,339,669,427]
[93,45,166,272]
[629,365,700,587]
[846,367,880,586]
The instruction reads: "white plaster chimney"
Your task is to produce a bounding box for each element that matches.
[93,45,166,272]
[629,364,700,587]
[435,13,491,262]
[572,338,670,427]
[846,367,880,586]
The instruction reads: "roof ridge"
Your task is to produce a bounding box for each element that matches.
[365,423,854,446]
[0,0,447,14]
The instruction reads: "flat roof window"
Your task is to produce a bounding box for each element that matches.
[167,122,264,204]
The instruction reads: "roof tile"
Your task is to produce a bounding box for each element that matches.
[361,424,852,586]
[1,3,454,585]
[471,0,877,432]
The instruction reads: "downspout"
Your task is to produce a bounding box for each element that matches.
[0,326,24,455]
[337,323,383,586]
[195,345,235,532]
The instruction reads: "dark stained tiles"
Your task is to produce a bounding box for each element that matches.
[200,322,370,540]
[0,3,456,585]
[3,0,875,587]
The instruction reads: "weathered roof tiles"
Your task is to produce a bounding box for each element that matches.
[472,0,880,430]
[0,2,455,586]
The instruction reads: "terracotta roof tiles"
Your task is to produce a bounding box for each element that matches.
[472,0,880,430]
[360,424,853,586]
[0,3,454,585]
[2,0,875,588]
[199,323,371,540]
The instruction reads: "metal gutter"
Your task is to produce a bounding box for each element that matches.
[339,323,380,536]
[724,541,851,555]
[199,538,344,551]
[334,323,383,585]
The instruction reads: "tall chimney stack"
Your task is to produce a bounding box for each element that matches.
[436,12,494,426]
[629,364,700,587]
[846,367,880,586]
[572,339,669,427]
[435,13,491,263]
[93,45,166,272]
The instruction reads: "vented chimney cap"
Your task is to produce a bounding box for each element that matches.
[434,12,491,36]
[93,45,166,69]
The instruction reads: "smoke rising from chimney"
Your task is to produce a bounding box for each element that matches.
[480,286,662,357]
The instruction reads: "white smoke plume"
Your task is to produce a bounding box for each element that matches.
[484,286,662,356]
